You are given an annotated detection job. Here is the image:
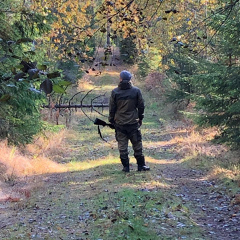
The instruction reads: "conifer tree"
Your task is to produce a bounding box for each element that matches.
[167,1,240,147]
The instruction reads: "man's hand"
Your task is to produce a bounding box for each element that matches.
[138,119,142,127]
[108,123,115,129]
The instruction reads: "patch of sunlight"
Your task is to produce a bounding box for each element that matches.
[78,81,115,92]
[207,166,240,181]
[142,121,158,126]
[97,84,116,91]
[181,155,198,163]
[29,158,67,174]
[87,69,120,77]
[68,176,111,186]
[121,180,173,189]
[174,129,216,146]
[146,156,180,165]
[103,71,120,76]
[145,140,174,148]
[66,157,118,171]
[78,81,98,91]
[0,139,118,177]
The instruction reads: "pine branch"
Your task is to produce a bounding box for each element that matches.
[195,4,234,56]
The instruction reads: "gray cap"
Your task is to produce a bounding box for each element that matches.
[120,70,132,81]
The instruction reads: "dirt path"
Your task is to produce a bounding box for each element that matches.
[160,161,240,240]
[0,59,239,239]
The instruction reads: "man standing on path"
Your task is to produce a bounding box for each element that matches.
[109,70,150,172]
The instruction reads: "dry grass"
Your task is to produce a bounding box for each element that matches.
[0,141,66,178]
[25,128,67,158]
[0,129,68,180]
[173,127,225,156]
[78,77,95,91]
[206,149,240,182]
[163,123,240,182]
[207,166,240,181]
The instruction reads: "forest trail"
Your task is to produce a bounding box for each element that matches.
[0,57,240,239]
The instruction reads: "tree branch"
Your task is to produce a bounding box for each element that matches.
[43,103,109,109]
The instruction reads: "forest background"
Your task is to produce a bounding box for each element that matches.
[0,0,240,239]
[0,0,239,146]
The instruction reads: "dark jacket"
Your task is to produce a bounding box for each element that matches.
[109,80,145,125]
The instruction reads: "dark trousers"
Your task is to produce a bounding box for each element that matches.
[115,123,145,167]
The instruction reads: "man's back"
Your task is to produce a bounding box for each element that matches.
[109,80,144,125]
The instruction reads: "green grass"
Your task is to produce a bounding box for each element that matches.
[85,185,204,240]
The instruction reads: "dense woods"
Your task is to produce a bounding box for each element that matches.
[1,1,240,239]
[0,0,239,146]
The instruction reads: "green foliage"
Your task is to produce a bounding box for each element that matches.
[0,80,45,145]
[166,52,199,103]
[166,3,240,147]
[14,12,52,38]
[0,0,53,145]
[57,60,83,83]
[0,0,86,145]
[137,48,164,77]
[195,64,240,147]
[119,37,137,64]
[137,57,150,78]
[41,122,65,133]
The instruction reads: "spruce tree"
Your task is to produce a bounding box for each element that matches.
[166,1,240,147]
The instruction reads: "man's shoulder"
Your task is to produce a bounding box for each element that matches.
[111,87,119,93]
[131,85,141,92]
[111,87,120,97]
[132,85,140,90]
[111,85,141,93]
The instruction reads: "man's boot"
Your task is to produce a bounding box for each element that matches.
[138,165,150,171]
[122,166,130,172]
[120,155,130,172]
[136,155,150,171]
